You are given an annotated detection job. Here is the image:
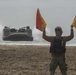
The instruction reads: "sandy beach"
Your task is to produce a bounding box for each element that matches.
[0,45,76,75]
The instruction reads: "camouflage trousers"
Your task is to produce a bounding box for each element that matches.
[50,53,67,75]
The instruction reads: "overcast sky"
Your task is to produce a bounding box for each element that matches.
[0,0,76,33]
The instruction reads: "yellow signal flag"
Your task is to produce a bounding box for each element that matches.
[72,16,76,28]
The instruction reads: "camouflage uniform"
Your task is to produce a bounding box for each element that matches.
[50,53,67,75]
[42,26,74,75]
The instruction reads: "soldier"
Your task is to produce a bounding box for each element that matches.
[42,25,74,75]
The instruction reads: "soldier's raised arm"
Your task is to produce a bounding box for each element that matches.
[42,28,53,42]
[64,25,74,41]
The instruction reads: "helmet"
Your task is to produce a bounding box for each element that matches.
[55,26,63,32]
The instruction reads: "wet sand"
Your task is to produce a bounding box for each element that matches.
[0,45,76,75]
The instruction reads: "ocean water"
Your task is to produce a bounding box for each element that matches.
[0,37,76,46]
[0,40,49,45]
[0,40,76,46]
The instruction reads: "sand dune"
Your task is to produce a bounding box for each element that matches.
[0,45,76,75]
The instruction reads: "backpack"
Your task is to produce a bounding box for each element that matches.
[50,37,66,54]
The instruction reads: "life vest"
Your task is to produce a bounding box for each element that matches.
[50,37,66,54]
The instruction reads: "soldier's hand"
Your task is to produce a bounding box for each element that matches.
[71,25,73,29]
[43,28,46,35]
[43,27,46,32]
